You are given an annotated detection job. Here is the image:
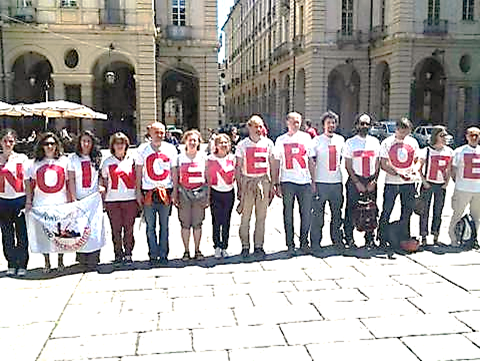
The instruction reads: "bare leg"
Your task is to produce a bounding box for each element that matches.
[58,254,65,271]
[181,228,190,255]
[43,254,51,273]
[193,228,202,253]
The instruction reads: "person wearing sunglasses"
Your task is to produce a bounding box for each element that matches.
[417,126,453,246]
[343,113,380,248]
[0,129,30,277]
[25,132,69,273]
[448,127,480,246]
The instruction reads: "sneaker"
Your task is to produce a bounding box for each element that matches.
[194,251,204,260]
[221,249,229,258]
[113,256,123,265]
[253,248,266,258]
[240,248,249,258]
[182,251,190,260]
[158,257,168,265]
[215,247,222,259]
[287,245,296,255]
[298,245,311,255]
[17,269,27,277]
[6,268,16,276]
[124,256,133,263]
[421,236,427,247]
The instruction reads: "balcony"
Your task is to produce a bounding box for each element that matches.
[336,30,362,48]
[293,34,305,54]
[9,6,36,23]
[259,59,267,71]
[369,25,387,42]
[423,19,448,35]
[99,8,125,25]
[281,0,290,15]
[273,42,290,62]
[165,25,193,40]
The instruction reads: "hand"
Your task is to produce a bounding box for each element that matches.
[366,182,376,193]
[99,186,106,195]
[311,182,316,194]
[442,183,448,190]
[422,181,431,190]
[355,182,367,193]
[136,192,144,207]
[25,203,32,212]
[172,192,179,208]
[274,184,282,198]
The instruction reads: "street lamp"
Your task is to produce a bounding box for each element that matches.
[105,43,116,85]
[29,76,50,102]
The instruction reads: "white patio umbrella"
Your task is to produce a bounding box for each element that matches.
[0,101,33,117]
[23,100,107,130]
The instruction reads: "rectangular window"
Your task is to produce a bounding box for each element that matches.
[381,0,386,27]
[463,0,475,20]
[342,0,354,35]
[61,0,78,7]
[172,0,186,26]
[17,0,33,6]
[65,85,81,103]
[427,0,440,22]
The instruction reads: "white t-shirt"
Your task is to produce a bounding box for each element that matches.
[452,145,480,192]
[312,133,345,183]
[101,155,136,202]
[0,152,29,199]
[177,152,207,190]
[27,157,69,207]
[274,131,313,184]
[207,153,236,192]
[235,137,274,177]
[418,146,454,184]
[343,135,380,178]
[136,142,177,190]
[380,135,419,185]
[68,153,99,200]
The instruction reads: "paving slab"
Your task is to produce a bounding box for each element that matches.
[229,345,312,361]
[408,295,480,313]
[455,312,480,332]
[402,334,480,361]
[307,338,419,361]
[248,291,291,307]
[192,325,286,351]
[158,309,237,330]
[358,284,420,299]
[293,280,340,291]
[137,330,193,354]
[234,304,323,326]
[123,351,229,361]
[304,266,364,280]
[281,319,374,345]
[433,265,480,291]
[335,276,399,288]
[172,295,253,312]
[286,289,367,304]
[212,282,297,296]
[233,270,310,284]
[362,314,471,338]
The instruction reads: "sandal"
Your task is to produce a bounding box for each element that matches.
[43,264,51,274]
[57,264,65,272]
[182,251,190,260]
[194,251,204,260]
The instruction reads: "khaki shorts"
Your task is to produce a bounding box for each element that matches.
[178,197,206,229]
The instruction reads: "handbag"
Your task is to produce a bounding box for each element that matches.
[178,185,209,205]
[413,147,430,216]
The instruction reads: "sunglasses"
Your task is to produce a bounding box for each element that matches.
[42,142,57,146]
[439,133,447,138]
[359,122,371,126]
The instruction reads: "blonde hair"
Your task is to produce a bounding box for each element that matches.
[181,129,203,144]
[109,132,130,155]
[247,115,264,127]
[214,133,231,154]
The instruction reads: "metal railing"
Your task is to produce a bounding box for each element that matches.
[273,42,290,61]
[423,19,448,35]
[165,25,193,40]
[336,29,362,47]
[99,8,126,25]
[293,34,305,53]
[369,25,387,41]
[7,6,36,23]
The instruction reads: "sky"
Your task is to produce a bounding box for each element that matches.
[218,0,235,62]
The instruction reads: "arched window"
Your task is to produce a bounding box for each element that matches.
[172,0,186,26]
[342,0,354,35]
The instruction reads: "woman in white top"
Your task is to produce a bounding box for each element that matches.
[207,134,236,258]
[100,132,138,264]
[0,129,30,276]
[25,132,69,273]
[417,125,453,246]
[68,130,103,269]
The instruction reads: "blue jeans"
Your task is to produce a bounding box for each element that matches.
[144,200,172,260]
[210,189,235,250]
[281,182,312,248]
[378,183,415,241]
[419,183,446,237]
[311,183,344,247]
[0,196,29,269]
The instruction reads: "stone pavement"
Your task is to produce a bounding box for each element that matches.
[2,177,480,361]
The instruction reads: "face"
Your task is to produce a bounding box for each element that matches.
[149,124,165,144]
[42,137,57,158]
[186,134,200,151]
[436,130,448,146]
[216,137,230,155]
[287,115,302,132]
[113,140,127,155]
[357,115,372,136]
[395,127,410,140]
[80,135,93,155]
[466,131,480,147]
[248,122,264,137]
[323,118,337,135]
[1,134,15,153]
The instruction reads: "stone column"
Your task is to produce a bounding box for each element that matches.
[389,42,414,120]
[446,84,459,141]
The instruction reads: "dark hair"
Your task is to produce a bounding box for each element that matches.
[354,113,372,127]
[109,132,130,155]
[429,125,447,147]
[34,132,64,161]
[75,130,102,170]
[396,117,413,130]
[305,120,312,127]
[0,128,17,141]
[320,111,339,127]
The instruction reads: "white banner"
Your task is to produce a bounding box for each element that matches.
[26,193,106,253]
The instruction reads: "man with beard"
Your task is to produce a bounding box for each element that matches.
[343,114,380,248]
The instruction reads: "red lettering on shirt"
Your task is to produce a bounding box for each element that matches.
[284,143,307,169]
[328,145,337,172]
[208,159,234,186]
[145,152,170,181]
[428,155,451,181]
[36,164,65,194]
[353,150,375,177]
[464,153,480,180]
[245,147,268,175]
[81,161,92,188]
[389,143,415,169]
[108,164,135,190]
[179,162,204,189]
[0,163,24,193]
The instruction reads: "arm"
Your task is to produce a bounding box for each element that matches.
[451,165,457,183]
[67,170,77,201]
[135,164,144,207]
[345,157,367,193]
[443,157,453,188]
[171,166,179,207]
[25,179,33,212]
[269,155,279,199]
[235,156,243,200]
[308,157,316,193]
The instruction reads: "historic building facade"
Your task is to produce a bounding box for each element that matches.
[223,0,480,140]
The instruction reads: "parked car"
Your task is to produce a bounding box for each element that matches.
[369,120,397,142]
[412,125,454,148]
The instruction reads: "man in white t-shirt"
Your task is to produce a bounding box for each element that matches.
[235,115,276,258]
[448,127,480,245]
[136,122,178,264]
[309,111,345,250]
[343,113,380,248]
[378,118,419,246]
[273,112,314,253]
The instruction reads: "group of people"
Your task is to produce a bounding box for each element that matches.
[0,112,479,276]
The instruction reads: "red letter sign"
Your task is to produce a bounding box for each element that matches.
[464,153,480,180]
[208,159,234,186]
[389,143,415,169]
[81,161,92,188]
[37,165,65,194]
[180,163,203,189]
[0,164,24,193]
[245,147,268,175]
[353,150,375,177]
[146,153,170,181]
[328,145,337,172]
[109,164,135,189]
[428,155,451,181]
[284,143,306,169]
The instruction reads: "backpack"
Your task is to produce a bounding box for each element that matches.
[353,196,378,232]
[455,214,478,249]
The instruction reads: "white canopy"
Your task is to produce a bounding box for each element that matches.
[22,100,107,120]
